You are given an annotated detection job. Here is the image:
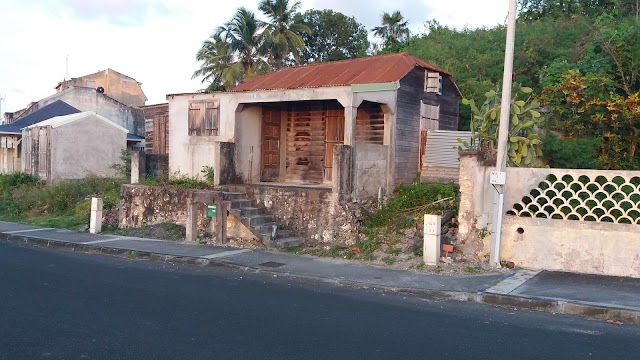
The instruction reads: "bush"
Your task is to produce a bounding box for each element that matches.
[542,132,602,169]
[364,182,458,230]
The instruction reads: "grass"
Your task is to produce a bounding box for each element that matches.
[139,172,213,190]
[0,174,125,231]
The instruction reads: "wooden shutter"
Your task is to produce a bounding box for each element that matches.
[188,102,203,136]
[188,100,219,136]
[425,72,442,94]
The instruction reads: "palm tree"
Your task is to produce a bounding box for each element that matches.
[215,7,270,81]
[258,0,310,68]
[192,34,238,91]
[372,11,410,52]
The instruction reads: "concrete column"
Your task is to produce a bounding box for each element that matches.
[89,197,103,234]
[343,106,357,146]
[130,151,145,184]
[332,144,353,197]
[423,214,442,265]
[185,201,198,242]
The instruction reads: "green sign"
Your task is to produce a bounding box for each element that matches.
[206,204,217,218]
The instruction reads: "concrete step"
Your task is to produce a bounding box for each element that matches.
[260,228,294,239]
[235,207,260,217]
[244,215,273,227]
[230,199,251,209]
[222,192,246,201]
[273,237,305,248]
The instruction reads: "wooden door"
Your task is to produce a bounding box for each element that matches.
[324,109,344,182]
[152,115,168,155]
[261,109,281,181]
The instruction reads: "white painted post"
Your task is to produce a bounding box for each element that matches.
[89,197,103,234]
[423,214,442,266]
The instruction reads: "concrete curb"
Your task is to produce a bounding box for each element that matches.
[2,233,640,325]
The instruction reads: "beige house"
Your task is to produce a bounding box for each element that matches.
[22,112,127,182]
[55,68,148,108]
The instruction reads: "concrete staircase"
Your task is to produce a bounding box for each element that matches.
[222,192,304,249]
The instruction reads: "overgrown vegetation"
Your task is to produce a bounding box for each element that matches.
[138,170,213,190]
[0,173,124,230]
[110,148,131,179]
[283,182,458,265]
[541,132,602,169]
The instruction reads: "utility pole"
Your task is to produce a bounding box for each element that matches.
[489,0,517,267]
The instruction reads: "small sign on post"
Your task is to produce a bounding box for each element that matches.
[423,214,442,266]
[207,204,217,218]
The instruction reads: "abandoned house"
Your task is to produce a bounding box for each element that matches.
[5,69,146,138]
[167,52,461,196]
[0,100,80,174]
[22,111,128,182]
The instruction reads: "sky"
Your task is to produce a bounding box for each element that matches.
[0,0,509,115]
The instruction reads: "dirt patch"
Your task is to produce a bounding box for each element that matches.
[285,223,502,276]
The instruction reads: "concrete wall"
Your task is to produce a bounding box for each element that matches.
[167,93,224,179]
[50,115,126,181]
[353,143,388,198]
[224,184,361,246]
[120,185,202,228]
[39,87,144,136]
[457,153,640,276]
[456,151,495,259]
[501,217,640,277]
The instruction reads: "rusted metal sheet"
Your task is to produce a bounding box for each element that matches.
[232,53,453,93]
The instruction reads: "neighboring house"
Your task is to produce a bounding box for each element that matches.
[55,68,147,108]
[22,112,127,182]
[4,69,146,137]
[167,52,461,196]
[141,103,169,155]
[0,100,80,174]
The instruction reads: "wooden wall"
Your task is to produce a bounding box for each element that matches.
[143,104,169,155]
[395,68,460,184]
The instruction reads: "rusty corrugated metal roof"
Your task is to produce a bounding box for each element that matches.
[231,52,460,97]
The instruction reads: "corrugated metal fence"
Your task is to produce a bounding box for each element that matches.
[421,130,472,184]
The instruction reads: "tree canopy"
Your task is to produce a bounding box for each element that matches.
[293,9,369,64]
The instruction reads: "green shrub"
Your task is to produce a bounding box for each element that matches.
[363,182,457,230]
[542,132,602,169]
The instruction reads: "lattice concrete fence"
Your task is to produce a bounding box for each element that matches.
[456,151,640,277]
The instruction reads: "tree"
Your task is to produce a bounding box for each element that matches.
[292,9,369,64]
[372,11,410,53]
[518,0,616,22]
[214,7,270,83]
[258,0,310,68]
[541,70,640,169]
[192,34,238,92]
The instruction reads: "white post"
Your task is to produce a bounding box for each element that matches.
[89,197,103,234]
[490,0,517,267]
[423,214,442,266]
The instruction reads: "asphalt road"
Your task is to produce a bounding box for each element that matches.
[2,241,640,360]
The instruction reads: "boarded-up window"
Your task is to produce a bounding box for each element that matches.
[188,100,219,136]
[356,102,385,144]
[425,72,442,95]
[420,102,439,131]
